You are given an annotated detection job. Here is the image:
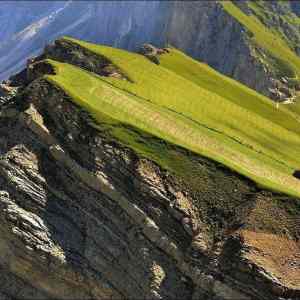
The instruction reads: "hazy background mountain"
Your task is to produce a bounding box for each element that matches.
[0,1,171,81]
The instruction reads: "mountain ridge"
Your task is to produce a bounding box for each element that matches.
[0,2,300,299]
[1,1,300,101]
[0,36,299,299]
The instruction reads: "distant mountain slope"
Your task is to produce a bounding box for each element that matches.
[1,1,300,101]
[0,1,170,81]
[0,1,65,41]
[166,1,300,100]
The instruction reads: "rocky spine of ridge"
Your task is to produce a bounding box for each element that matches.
[0,39,299,300]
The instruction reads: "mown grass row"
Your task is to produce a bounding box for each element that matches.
[61,38,300,173]
[159,48,300,134]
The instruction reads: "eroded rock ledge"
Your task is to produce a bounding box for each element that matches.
[0,42,299,300]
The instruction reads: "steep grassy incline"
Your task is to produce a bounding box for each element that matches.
[44,37,300,198]
[222,1,300,117]
[159,47,300,132]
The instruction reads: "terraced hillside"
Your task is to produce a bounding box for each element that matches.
[43,37,300,198]
[236,1,300,57]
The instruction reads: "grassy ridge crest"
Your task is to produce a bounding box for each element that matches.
[43,37,300,198]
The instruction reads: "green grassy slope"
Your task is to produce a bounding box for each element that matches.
[222,2,300,79]
[61,38,300,168]
[246,1,300,54]
[159,48,300,134]
[44,37,300,198]
[222,1,300,118]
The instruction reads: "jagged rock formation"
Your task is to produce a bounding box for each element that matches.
[0,83,18,106]
[0,38,299,300]
[1,1,300,101]
[139,44,169,65]
[0,1,171,81]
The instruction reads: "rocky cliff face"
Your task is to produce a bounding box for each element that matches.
[1,1,300,100]
[291,1,300,16]
[166,1,271,96]
[0,39,299,300]
[167,1,300,100]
